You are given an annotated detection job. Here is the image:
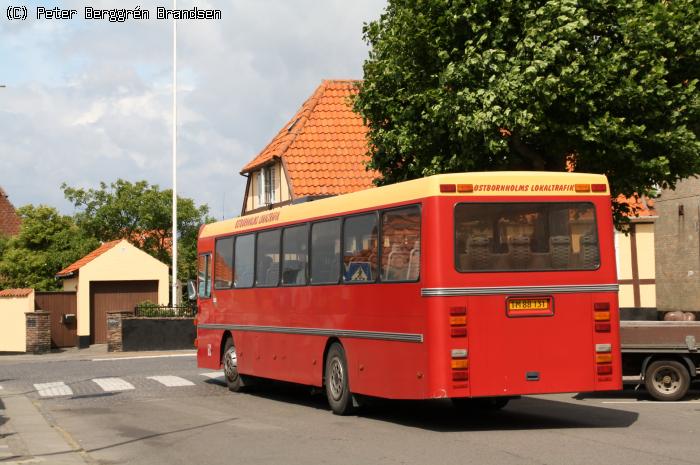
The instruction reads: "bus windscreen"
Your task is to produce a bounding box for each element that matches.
[455,202,600,272]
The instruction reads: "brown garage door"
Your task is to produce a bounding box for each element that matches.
[90,280,159,344]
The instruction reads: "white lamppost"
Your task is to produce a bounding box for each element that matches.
[171,0,178,306]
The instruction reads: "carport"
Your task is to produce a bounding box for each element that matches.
[56,239,169,347]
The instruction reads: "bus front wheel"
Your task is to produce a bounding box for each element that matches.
[222,337,244,392]
[325,343,355,415]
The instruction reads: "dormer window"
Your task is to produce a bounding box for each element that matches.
[257,165,276,206]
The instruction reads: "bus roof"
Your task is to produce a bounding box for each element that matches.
[200,171,609,239]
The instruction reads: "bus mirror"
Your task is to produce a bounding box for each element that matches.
[187,280,197,301]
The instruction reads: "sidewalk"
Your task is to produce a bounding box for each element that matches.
[0,394,87,465]
[0,345,196,364]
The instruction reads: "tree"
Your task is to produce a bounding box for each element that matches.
[0,206,99,290]
[62,179,212,283]
[354,0,700,226]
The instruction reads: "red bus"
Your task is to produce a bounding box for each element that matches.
[194,172,621,414]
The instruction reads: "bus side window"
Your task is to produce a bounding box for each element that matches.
[256,229,281,287]
[310,219,341,284]
[197,253,212,298]
[234,234,255,288]
[343,213,378,282]
[381,206,421,282]
[214,237,234,289]
[282,224,308,286]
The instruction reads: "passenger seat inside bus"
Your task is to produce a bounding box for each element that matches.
[550,235,572,268]
[466,236,490,270]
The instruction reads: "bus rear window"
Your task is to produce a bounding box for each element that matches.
[455,202,600,272]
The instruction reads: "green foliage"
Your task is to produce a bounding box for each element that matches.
[0,205,99,290]
[62,179,213,283]
[355,0,700,226]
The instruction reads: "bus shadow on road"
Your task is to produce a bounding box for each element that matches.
[354,396,639,432]
[238,382,639,432]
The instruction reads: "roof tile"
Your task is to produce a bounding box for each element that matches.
[241,80,377,197]
[0,288,33,298]
[55,240,123,278]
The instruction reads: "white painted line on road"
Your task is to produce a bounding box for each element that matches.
[147,376,195,387]
[602,401,700,404]
[0,385,3,389]
[92,377,135,392]
[34,381,73,397]
[200,371,224,380]
[91,353,196,362]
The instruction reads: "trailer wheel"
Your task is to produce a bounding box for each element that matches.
[324,343,355,415]
[644,360,690,401]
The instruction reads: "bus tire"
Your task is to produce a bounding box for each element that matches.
[222,337,244,393]
[644,360,690,401]
[325,343,355,415]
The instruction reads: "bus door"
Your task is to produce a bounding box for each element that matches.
[455,201,602,396]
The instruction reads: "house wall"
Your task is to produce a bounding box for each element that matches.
[655,177,700,312]
[75,241,169,338]
[62,277,78,292]
[0,291,34,352]
[615,221,656,315]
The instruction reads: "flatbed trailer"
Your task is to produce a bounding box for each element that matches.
[620,321,700,401]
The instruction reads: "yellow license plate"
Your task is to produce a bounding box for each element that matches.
[506,297,553,317]
[508,298,550,310]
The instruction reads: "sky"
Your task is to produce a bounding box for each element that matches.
[0,0,387,220]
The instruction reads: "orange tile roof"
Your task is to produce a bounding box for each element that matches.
[0,288,33,298]
[0,186,21,237]
[55,240,123,278]
[616,194,657,218]
[241,79,378,197]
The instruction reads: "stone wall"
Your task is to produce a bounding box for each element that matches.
[655,177,700,312]
[106,311,132,352]
[25,311,50,354]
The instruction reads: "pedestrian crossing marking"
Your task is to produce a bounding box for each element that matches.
[92,377,135,392]
[147,375,195,387]
[34,381,73,397]
[200,371,224,380]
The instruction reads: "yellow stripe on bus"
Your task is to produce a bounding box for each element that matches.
[200,172,609,238]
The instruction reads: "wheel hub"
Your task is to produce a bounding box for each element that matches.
[328,358,344,401]
[224,346,238,381]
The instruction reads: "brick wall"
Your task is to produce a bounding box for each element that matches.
[25,311,50,354]
[107,311,132,352]
[654,177,700,312]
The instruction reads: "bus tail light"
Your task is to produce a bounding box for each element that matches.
[440,184,456,193]
[451,327,467,337]
[597,364,613,375]
[450,306,467,336]
[596,353,613,363]
[452,371,468,381]
[575,184,591,193]
[457,184,473,193]
[194,338,199,348]
[193,317,198,327]
[594,302,611,331]
[451,359,469,369]
[595,322,611,332]
[591,184,607,192]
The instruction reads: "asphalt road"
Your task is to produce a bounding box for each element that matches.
[1,354,700,465]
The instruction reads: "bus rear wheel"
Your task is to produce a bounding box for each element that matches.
[644,360,690,401]
[325,343,355,415]
[223,337,244,392]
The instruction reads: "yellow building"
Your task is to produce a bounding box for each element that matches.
[56,239,169,347]
[0,288,34,352]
